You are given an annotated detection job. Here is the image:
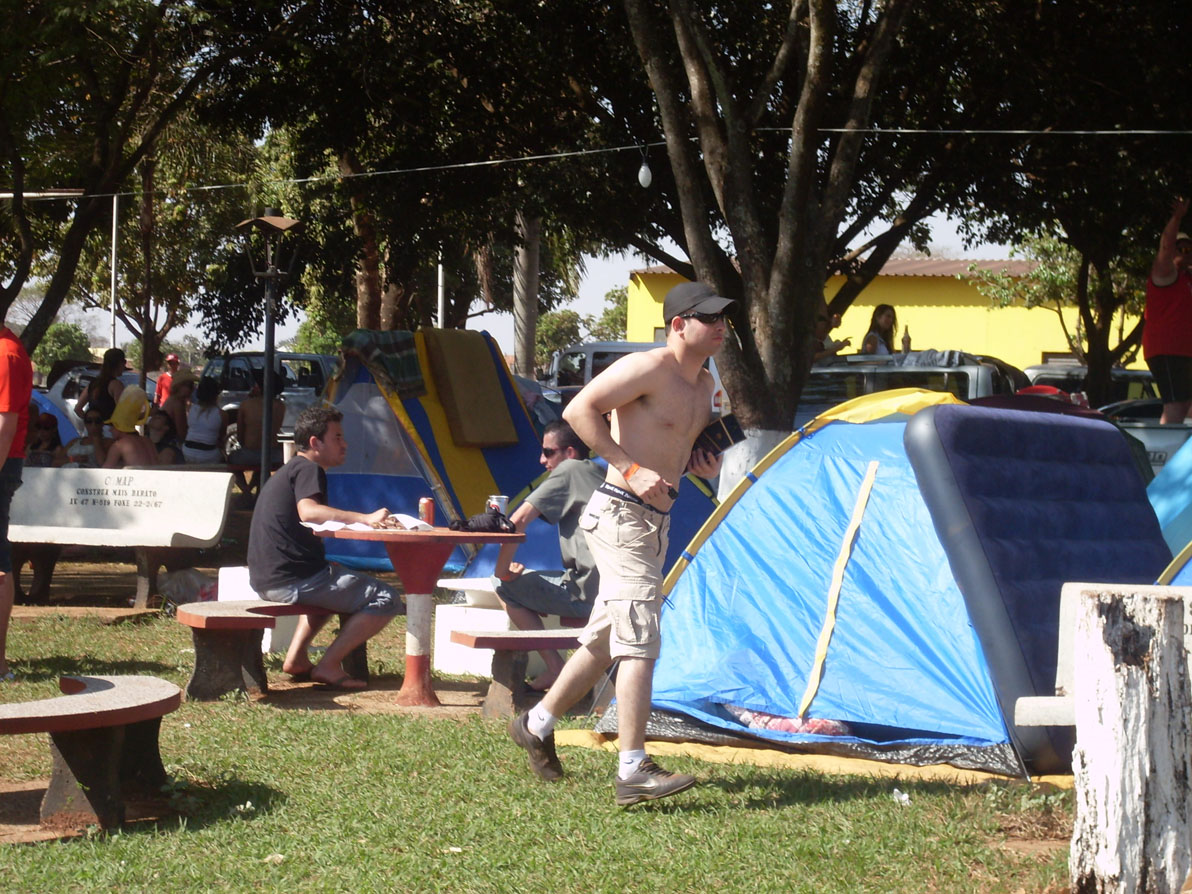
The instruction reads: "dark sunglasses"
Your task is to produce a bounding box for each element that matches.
[541,446,560,458]
[681,311,727,325]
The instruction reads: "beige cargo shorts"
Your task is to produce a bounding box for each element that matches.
[577,489,670,660]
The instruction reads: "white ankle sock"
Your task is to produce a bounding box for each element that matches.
[618,749,648,779]
[527,703,556,740]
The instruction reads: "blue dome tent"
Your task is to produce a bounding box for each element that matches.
[619,390,1170,776]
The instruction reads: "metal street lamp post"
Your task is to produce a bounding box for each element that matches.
[236,208,302,489]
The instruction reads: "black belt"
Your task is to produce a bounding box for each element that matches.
[184,440,217,450]
[597,481,671,514]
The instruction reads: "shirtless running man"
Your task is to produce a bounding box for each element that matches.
[508,281,732,805]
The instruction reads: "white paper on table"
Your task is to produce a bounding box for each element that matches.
[302,520,374,532]
[301,514,431,533]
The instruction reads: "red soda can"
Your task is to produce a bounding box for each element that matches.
[418,497,435,525]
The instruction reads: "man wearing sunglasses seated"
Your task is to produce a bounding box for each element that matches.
[508,281,732,806]
[491,420,603,692]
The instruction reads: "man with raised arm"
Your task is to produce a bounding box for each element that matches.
[508,281,730,806]
[1144,197,1192,424]
[249,404,404,691]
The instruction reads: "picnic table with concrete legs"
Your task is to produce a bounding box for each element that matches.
[317,527,523,706]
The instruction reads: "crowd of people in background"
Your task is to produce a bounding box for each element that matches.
[30,353,225,470]
[33,350,297,471]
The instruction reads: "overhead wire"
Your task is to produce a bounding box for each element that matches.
[9,127,1192,203]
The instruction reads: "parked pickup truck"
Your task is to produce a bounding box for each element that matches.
[794,351,1026,429]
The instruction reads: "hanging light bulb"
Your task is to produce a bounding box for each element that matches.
[637,144,653,188]
[637,160,653,188]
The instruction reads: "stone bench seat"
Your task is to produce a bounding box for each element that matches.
[9,467,235,607]
[0,674,181,828]
[450,628,590,718]
[175,599,367,700]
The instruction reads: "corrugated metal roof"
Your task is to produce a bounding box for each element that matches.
[632,258,1035,277]
[878,258,1034,277]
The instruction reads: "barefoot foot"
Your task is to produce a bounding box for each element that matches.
[311,669,367,691]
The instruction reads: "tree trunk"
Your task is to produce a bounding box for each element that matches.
[340,150,383,329]
[1069,586,1192,894]
[379,280,402,331]
[512,211,541,377]
[20,197,106,352]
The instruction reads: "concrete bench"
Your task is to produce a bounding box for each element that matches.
[0,674,181,828]
[433,575,586,677]
[9,467,235,607]
[175,599,367,700]
[1013,581,1081,727]
[449,627,590,719]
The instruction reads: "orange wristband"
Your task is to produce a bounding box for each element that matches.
[624,462,640,480]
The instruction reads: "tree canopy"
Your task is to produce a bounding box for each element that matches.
[6,1,1192,424]
[0,0,288,352]
[31,321,91,374]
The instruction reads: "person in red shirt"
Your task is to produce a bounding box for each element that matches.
[1143,197,1192,424]
[0,325,33,681]
[154,353,180,407]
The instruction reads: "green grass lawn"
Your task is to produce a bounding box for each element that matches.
[0,611,1071,893]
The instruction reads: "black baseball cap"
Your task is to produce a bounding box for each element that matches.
[663,282,735,323]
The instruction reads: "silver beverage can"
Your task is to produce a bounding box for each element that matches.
[487,494,509,515]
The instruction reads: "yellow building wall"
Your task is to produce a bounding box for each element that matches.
[628,269,1141,371]
[627,270,687,343]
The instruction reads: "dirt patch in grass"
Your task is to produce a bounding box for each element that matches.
[993,835,1068,857]
[0,780,181,844]
[258,674,488,717]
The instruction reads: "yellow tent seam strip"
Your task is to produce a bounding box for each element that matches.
[797,459,880,719]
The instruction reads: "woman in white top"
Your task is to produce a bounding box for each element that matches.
[182,376,228,464]
[861,304,911,355]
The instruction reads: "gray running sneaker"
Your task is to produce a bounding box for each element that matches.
[614,758,696,806]
[508,713,563,781]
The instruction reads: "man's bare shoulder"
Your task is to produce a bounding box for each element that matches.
[607,345,673,376]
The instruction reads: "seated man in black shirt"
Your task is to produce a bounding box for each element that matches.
[248,405,403,690]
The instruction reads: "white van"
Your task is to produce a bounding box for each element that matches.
[545,341,727,414]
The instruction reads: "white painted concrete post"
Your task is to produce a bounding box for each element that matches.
[1069,586,1192,894]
